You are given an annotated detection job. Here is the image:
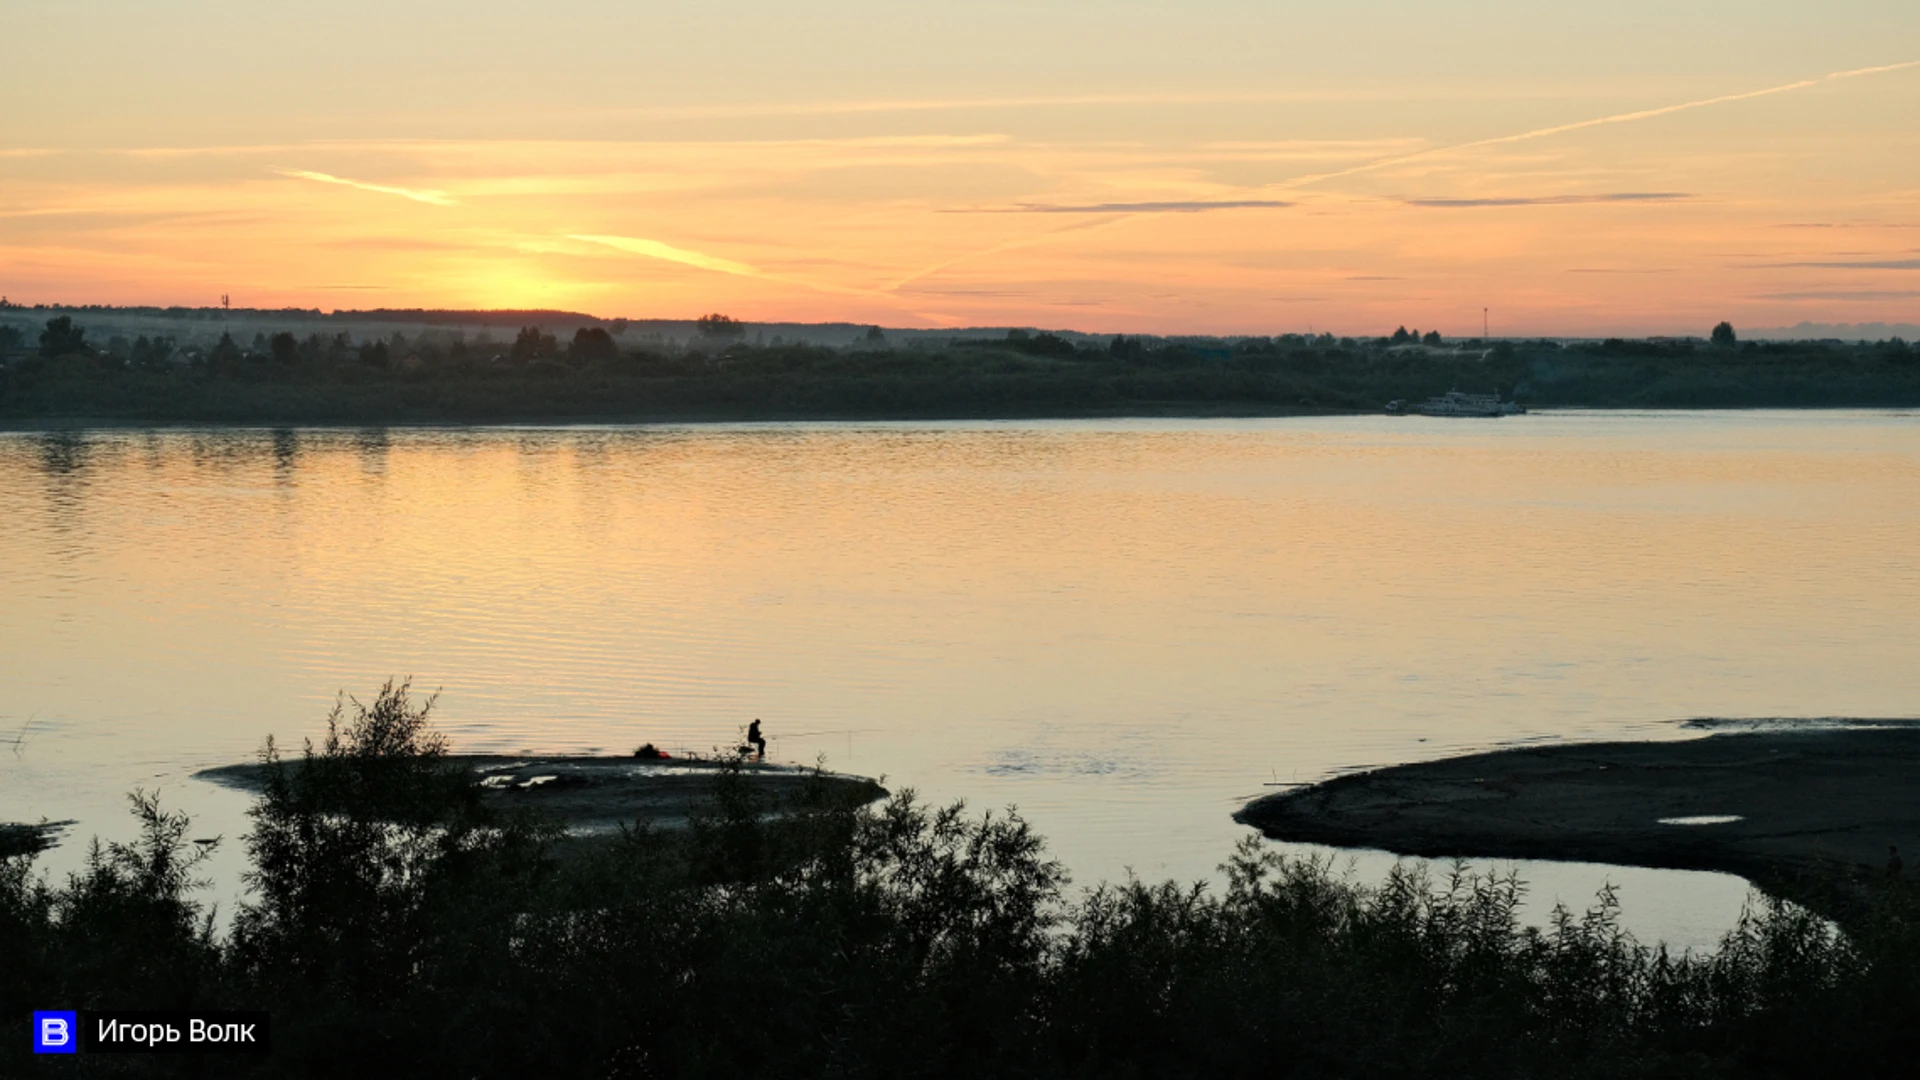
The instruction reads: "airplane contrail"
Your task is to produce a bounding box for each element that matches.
[896,60,1920,291]
[585,225,1119,301]
[1271,59,1920,192]
[570,233,887,299]
[272,168,457,206]
[884,215,1125,293]
[569,234,767,279]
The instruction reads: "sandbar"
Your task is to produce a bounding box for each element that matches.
[196,754,886,832]
[1236,722,1920,915]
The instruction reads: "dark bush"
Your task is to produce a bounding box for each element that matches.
[8,681,1920,1077]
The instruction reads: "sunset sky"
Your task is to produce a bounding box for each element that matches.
[4,1,1917,336]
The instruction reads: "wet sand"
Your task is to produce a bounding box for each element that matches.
[1236,723,1920,916]
[196,755,886,832]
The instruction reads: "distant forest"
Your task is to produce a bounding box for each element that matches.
[2,308,1917,424]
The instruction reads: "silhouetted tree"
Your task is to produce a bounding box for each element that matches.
[511,326,556,361]
[358,341,390,367]
[129,335,175,370]
[207,332,243,371]
[270,332,299,365]
[39,316,87,358]
[1422,330,1443,346]
[569,327,618,362]
[696,313,745,338]
[1018,331,1077,358]
[1390,326,1412,344]
[1711,321,1737,347]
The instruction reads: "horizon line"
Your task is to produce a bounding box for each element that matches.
[2,300,1907,341]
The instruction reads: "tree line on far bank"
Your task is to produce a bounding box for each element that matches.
[5,680,1920,1078]
[2,313,1917,424]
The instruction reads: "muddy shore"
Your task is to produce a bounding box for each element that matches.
[196,754,887,832]
[1236,723,1920,917]
[0,820,73,858]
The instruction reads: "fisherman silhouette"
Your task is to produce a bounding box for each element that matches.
[747,719,766,762]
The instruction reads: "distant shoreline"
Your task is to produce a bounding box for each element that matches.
[5,325,1915,426]
[0,403,1365,432]
[8,402,1920,434]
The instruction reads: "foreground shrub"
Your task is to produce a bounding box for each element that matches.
[3,683,1914,1077]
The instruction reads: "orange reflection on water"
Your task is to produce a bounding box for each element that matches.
[3,414,1918,945]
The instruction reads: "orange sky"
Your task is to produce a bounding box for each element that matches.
[3,1,1918,336]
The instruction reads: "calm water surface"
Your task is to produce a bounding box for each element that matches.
[5,412,1918,947]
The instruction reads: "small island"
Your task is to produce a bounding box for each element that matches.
[1236,721,1920,918]
[196,753,886,833]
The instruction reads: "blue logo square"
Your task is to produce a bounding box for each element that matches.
[33,1011,78,1054]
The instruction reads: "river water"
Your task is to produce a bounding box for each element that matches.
[5,412,1918,948]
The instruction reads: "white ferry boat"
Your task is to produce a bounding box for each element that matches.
[1385,390,1525,417]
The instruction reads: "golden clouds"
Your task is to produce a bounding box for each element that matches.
[3,58,1920,333]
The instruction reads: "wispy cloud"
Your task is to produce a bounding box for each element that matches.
[1757,289,1920,300]
[320,237,474,252]
[576,90,1383,122]
[884,216,1125,292]
[1403,192,1691,208]
[955,199,1293,214]
[1202,139,1425,152]
[569,233,879,298]
[1272,59,1920,191]
[568,234,764,278]
[272,168,458,206]
[1764,259,1920,270]
[1771,222,1920,230]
